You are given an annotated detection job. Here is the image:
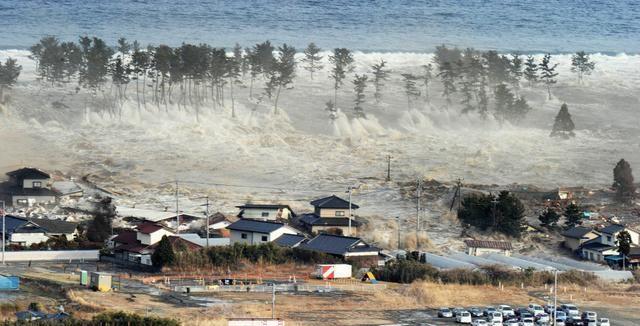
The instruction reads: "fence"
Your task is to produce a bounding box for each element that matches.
[2,250,99,262]
[173,282,385,294]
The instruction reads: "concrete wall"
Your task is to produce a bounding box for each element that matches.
[10,233,48,246]
[2,250,99,262]
[21,178,51,189]
[564,232,598,251]
[241,208,292,221]
[137,229,174,245]
[12,195,56,206]
[230,227,297,245]
[467,247,510,257]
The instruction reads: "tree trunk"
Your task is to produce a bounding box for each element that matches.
[273,85,282,115]
[229,78,236,118]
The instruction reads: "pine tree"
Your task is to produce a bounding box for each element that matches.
[370,59,390,104]
[616,230,632,268]
[613,159,636,200]
[493,83,514,121]
[550,103,575,138]
[151,235,176,268]
[571,51,595,85]
[509,96,532,123]
[328,48,355,109]
[0,58,22,104]
[437,62,456,107]
[420,64,433,102]
[401,73,420,110]
[538,208,560,228]
[564,203,583,228]
[509,54,523,93]
[301,43,323,80]
[539,53,558,99]
[267,44,297,115]
[523,55,538,87]
[352,74,368,117]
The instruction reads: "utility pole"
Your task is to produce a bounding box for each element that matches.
[1,200,5,265]
[347,186,354,236]
[491,193,499,227]
[175,181,180,234]
[205,196,210,248]
[271,283,276,319]
[396,216,401,250]
[416,178,421,230]
[553,269,558,326]
[456,178,463,211]
[386,155,392,182]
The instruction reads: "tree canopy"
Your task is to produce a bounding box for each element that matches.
[551,103,575,138]
[458,191,526,238]
[613,159,636,201]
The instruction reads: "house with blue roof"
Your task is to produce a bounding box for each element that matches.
[298,195,361,236]
[226,219,300,245]
[299,233,381,266]
[3,215,78,246]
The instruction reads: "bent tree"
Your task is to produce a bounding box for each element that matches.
[328,48,355,109]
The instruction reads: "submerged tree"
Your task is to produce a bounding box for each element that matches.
[302,42,323,80]
[509,54,523,93]
[437,62,457,107]
[550,103,575,138]
[267,44,297,114]
[458,191,525,238]
[493,83,531,123]
[523,55,538,87]
[571,51,595,85]
[152,235,176,268]
[352,74,368,118]
[328,48,355,109]
[0,58,22,105]
[401,73,420,110]
[613,159,636,201]
[420,64,433,102]
[538,208,560,228]
[370,59,390,104]
[539,53,558,99]
[563,203,583,228]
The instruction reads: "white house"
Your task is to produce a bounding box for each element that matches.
[4,215,78,246]
[136,223,175,246]
[599,224,640,246]
[1,167,58,206]
[579,224,640,263]
[236,204,295,221]
[299,195,361,236]
[464,240,513,256]
[227,219,299,245]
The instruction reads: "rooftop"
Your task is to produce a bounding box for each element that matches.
[137,223,172,234]
[581,237,616,252]
[299,214,361,227]
[561,226,596,239]
[300,233,379,256]
[227,219,289,234]
[7,167,51,180]
[236,203,292,210]
[464,239,513,250]
[273,234,307,248]
[310,195,359,209]
[600,224,627,235]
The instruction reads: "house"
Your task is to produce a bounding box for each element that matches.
[580,237,618,263]
[273,234,307,248]
[561,226,600,251]
[136,222,175,246]
[52,181,84,199]
[299,233,381,266]
[464,240,513,256]
[115,206,202,230]
[236,204,295,221]
[226,219,299,245]
[0,167,58,206]
[3,215,78,246]
[599,224,640,247]
[176,233,230,247]
[298,195,361,236]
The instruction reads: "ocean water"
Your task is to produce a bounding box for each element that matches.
[0,0,639,53]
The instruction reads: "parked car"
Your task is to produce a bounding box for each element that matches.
[456,311,472,324]
[554,311,567,321]
[519,312,533,320]
[504,319,519,326]
[484,306,497,316]
[489,321,503,326]
[453,307,466,317]
[554,318,566,326]
[581,311,597,321]
[438,307,453,318]
[515,307,528,317]
[597,318,610,326]
[498,305,516,317]
[519,318,535,326]
[472,320,488,326]
[560,304,580,317]
[535,312,549,323]
[527,304,545,316]
[583,319,597,326]
[488,311,503,323]
[470,307,484,317]
[544,304,556,314]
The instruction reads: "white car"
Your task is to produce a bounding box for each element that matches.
[498,305,516,317]
[456,311,472,324]
[554,318,566,326]
[487,311,503,323]
[527,304,544,316]
[519,318,534,326]
[535,312,549,323]
[438,307,453,318]
[598,318,610,326]
[560,304,580,317]
[554,311,567,321]
[582,311,597,321]
[472,320,488,326]
[504,319,519,326]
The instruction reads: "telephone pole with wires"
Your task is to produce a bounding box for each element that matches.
[204,196,210,248]
[416,178,421,230]
[175,180,180,234]
[347,186,356,236]
[386,155,392,182]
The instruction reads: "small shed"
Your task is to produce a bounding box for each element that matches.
[464,239,513,256]
[0,275,19,290]
[89,272,112,292]
[79,271,88,286]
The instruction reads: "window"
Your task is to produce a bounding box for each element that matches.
[241,233,247,239]
[606,236,611,242]
[16,199,28,205]
[335,211,345,217]
[261,212,269,217]
[32,181,42,188]
[261,235,268,242]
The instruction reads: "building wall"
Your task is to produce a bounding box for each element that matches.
[602,229,640,246]
[241,208,292,221]
[10,232,49,246]
[2,250,99,262]
[318,208,350,218]
[230,227,297,245]
[311,225,357,237]
[21,178,51,189]
[137,228,174,245]
[12,195,57,206]
[467,247,510,257]
[564,232,598,251]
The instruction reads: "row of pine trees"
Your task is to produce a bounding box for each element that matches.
[2,36,597,126]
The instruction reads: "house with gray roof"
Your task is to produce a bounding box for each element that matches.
[236,203,295,221]
[3,215,78,246]
[299,195,361,236]
[226,219,300,245]
[561,226,599,251]
[599,224,639,247]
[299,233,380,266]
[273,234,307,248]
[0,167,58,207]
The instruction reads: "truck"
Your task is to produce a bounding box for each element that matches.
[314,264,352,279]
